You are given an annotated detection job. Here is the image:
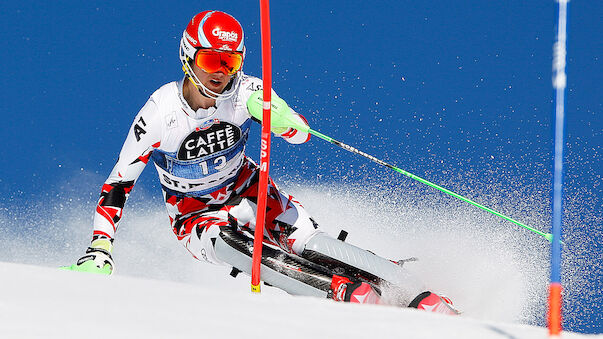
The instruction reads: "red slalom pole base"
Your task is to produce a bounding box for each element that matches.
[548,282,563,337]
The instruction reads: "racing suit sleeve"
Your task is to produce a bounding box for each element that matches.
[91,99,162,242]
[274,111,311,144]
[238,75,310,144]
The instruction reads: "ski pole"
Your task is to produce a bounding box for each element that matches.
[246,93,554,242]
[308,128,553,242]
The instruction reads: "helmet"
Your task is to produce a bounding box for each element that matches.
[180,11,245,100]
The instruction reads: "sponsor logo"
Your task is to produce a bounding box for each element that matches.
[246,81,262,92]
[185,31,198,44]
[133,116,147,142]
[162,173,205,191]
[166,113,178,129]
[212,28,238,42]
[198,118,219,131]
[181,42,195,57]
[178,121,241,160]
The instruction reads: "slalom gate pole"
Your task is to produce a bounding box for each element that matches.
[548,0,569,336]
[251,0,272,293]
[307,128,555,242]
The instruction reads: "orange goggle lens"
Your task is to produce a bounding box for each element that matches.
[194,49,243,75]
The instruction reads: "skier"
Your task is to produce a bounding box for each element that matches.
[63,10,458,315]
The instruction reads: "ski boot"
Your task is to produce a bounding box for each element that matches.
[330,275,382,304]
[409,291,460,315]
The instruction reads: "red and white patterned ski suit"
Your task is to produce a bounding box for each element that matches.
[92,74,320,263]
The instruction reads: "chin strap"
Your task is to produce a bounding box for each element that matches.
[181,61,238,100]
[182,64,208,96]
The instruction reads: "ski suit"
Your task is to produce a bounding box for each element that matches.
[89,73,441,310]
[92,73,320,264]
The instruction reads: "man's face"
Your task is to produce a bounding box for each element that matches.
[192,64,231,94]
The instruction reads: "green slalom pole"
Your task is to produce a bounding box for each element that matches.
[246,91,553,242]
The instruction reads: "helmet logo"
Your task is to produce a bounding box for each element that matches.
[185,32,198,45]
[212,28,238,42]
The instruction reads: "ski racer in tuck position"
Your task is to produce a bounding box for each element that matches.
[64,10,458,314]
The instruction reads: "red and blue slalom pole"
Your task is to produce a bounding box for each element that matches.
[548,0,569,336]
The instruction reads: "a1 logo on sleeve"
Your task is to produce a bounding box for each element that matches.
[177,121,241,160]
[134,116,147,142]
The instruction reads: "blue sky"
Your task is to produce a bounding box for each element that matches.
[0,1,600,333]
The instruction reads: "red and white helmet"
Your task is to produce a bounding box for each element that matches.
[180,11,245,100]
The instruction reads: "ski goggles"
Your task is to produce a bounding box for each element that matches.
[194,49,243,75]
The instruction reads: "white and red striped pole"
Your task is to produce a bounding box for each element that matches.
[251,0,273,293]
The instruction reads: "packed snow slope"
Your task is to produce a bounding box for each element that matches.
[0,180,601,335]
[0,262,596,339]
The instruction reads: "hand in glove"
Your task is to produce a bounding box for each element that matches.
[61,238,114,275]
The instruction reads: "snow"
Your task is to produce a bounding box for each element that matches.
[1,181,600,337]
[0,262,596,339]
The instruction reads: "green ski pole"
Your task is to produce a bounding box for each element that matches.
[246,91,553,242]
[309,129,552,241]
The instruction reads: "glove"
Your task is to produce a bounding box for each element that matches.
[61,238,114,275]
